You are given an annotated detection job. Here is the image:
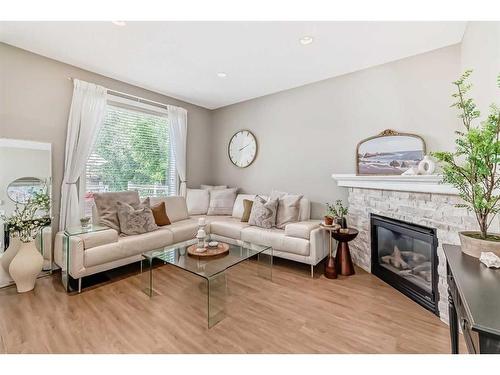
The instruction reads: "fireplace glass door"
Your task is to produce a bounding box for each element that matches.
[376,226,432,293]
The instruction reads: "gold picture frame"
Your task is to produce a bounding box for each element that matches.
[356,129,426,175]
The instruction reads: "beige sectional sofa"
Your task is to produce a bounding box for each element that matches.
[54,194,327,288]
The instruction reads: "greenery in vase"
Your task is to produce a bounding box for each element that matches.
[1,190,51,243]
[432,70,500,240]
[326,200,348,219]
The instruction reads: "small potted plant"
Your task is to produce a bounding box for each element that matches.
[433,70,500,258]
[324,203,336,226]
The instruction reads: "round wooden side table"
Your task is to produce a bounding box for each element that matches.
[332,228,358,276]
[319,223,340,279]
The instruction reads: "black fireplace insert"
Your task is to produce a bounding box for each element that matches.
[371,214,439,315]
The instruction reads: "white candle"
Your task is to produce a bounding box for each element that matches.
[198,217,206,226]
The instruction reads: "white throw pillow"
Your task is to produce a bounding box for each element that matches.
[207,188,238,215]
[271,190,304,229]
[200,184,228,190]
[186,188,210,215]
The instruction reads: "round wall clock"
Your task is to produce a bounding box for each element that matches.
[228,130,257,168]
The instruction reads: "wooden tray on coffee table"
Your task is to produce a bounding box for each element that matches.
[187,242,230,258]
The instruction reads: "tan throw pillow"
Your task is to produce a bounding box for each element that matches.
[248,195,278,229]
[93,191,140,231]
[116,201,158,235]
[150,201,171,226]
[241,199,254,222]
[271,192,304,229]
[207,188,238,215]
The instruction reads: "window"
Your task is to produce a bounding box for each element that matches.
[84,95,176,215]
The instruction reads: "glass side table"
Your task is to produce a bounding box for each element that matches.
[62,224,109,292]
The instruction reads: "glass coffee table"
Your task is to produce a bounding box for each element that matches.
[142,235,273,328]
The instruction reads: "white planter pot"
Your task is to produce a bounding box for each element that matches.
[9,240,44,293]
[1,237,22,274]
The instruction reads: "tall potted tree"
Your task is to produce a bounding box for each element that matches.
[433,70,500,258]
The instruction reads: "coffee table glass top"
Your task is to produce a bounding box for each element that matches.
[142,235,272,279]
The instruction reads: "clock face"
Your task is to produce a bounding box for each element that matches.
[228,130,257,168]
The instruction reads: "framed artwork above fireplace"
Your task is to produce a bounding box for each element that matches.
[356,129,426,175]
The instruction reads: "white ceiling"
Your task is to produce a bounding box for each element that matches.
[0,21,467,109]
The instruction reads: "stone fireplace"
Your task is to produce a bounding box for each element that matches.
[331,174,493,323]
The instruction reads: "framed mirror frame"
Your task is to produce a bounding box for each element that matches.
[356,129,426,176]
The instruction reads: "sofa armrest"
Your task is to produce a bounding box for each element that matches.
[284,220,321,240]
[79,229,119,250]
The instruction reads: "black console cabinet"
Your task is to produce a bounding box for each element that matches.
[444,244,500,354]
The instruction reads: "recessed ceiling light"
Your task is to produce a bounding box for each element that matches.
[217,72,227,78]
[299,36,314,45]
[112,21,126,26]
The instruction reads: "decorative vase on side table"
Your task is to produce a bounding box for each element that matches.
[332,228,358,276]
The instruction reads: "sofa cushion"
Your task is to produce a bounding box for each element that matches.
[118,228,174,256]
[231,194,256,219]
[186,188,210,215]
[248,196,278,229]
[241,226,310,256]
[151,201,171,226]
[93,191,140,231]
[200,184,227,190]
[210,217,251,239]
[284,221,320,240]
[165,219,199,243]
[117,201,158,235]
[79,229,119,250]
[207,188,238,215]
[149,196,189,223]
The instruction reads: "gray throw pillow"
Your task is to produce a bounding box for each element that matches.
[248,195,278,229]
[93,191,140,231]
[271,192,304,229]
[207,188,238,215]
[116,201,158,235]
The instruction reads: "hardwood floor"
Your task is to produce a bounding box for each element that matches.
[0,259,464,353]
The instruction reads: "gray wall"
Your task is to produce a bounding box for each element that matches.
[461,22,500,116]
[210,45,461,218]
[0,42,213,227]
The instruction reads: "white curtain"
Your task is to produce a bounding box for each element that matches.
[168,105,188,196]
[59,79,107,230]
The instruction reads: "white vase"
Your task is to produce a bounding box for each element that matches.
[1,237,22,274]
[9,240,44,293]
[418,155,436,175]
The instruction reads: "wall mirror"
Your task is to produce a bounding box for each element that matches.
[0,138,53,288]
[7,177,47,204]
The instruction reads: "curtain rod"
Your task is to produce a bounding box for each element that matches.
[67,76,171,111]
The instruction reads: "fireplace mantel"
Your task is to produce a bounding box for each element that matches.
[331,174,458,195]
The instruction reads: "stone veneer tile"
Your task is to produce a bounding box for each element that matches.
[346,188,474,324]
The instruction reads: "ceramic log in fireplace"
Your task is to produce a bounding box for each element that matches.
[371,214,439,315]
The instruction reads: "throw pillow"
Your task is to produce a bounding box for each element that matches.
[116,201,158,235]
[200,184,228,190]
[241,199,254,222]
[248,195,278,229]
[150,201,171,226]
[93,191,140,231]
[207,188,238,215]
[186,188,210,215]
[271,191,304,229]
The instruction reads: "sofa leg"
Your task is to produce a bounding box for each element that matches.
[310,264,314,278]
[78,278,82,293]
